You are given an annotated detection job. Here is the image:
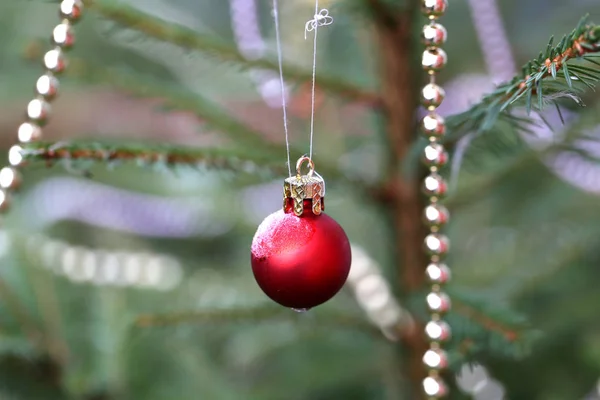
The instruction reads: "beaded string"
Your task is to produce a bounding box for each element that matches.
[420,0,452,398]
[0,1,83,206]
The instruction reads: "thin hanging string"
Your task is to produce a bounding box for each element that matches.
[272,0,292,177]
[305,4,333,161]
[272,1,333,175]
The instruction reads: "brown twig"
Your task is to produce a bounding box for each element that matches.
[366,0,400,29]
[135,307,380,336]
[20,142,284,175]
[373,3,429,398]
[453,300,520,342]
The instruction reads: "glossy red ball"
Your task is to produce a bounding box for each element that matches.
[251,209,351,310]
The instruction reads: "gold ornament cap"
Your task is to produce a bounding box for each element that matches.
[283,156,325,217]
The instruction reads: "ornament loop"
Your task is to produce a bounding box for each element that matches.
[296,156,315,178]
[284,156,325,217]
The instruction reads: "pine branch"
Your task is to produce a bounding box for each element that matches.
[81,0,381,107]
[510,234,594,298]
[446,17,600,140]
[21,43,280,155]
[446,110,599,211]
[451,297,523,343]
[21,48,350,182]
[0,279,42,348]
[20,141,285,176]
[446,291,540,362]
[24,268,69,366]
[134,307,378,335]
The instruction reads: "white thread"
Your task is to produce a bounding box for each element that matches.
[305,3,333,161]
[304,9,333,40]
[272,0,292,177]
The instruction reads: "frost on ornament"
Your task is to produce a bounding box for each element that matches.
[250,157,351,311]
[251,210,314,260]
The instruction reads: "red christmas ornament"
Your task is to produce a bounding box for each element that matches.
[251,157,351,311]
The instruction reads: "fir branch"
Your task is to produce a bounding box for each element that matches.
[0,279,42,348]
[23,269,69,366]
[20,142,285,176]
[446,291,540,361]
[20,46,280,154]
[21,48,349,182]
[446,18,600,140]
[134,307,378,335]
[446,109,599,211]
[451,298,522,342]
[81,0,380,107]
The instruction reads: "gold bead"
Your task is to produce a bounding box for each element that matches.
[8,145,25,167]
[425,320,451,342]
[422,48,447,73]
[426,291,451,314]
[26,99,51,124]
[421,83,445,108]
[423,376,448,398]
[426,263,451,285]
[422,23,447,47]
[44,48,67,73]
[52,23,75,49]
[0,167,22,190]
[421,113,446,139]
[18,122,42,143]
[422,143,448,168]
[422,0,448,18]
[423,348,448,370]
[35,74,59,100]
[423,173,447,198]
[60,0,83,22]
[423,203,449,228]
[424,233,450,257]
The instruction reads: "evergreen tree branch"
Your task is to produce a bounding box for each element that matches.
[510,235,594,299]
[24,269,69,366]
[446,18,600,141]
[446,110,599,211]
[20,142,285,176]
[19,47,280,154]
[451,298,523,343]
[81,0,381,107]
[0,279,42,348]
[134,307,379,336]
[22,48,351,182]
[447,293,540,363]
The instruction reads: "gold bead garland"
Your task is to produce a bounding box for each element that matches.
[0,0,83,205]
[420,0,451,398]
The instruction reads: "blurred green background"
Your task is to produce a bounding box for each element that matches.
[0,0,600,399]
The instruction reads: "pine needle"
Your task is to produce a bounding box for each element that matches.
[81,0,380,107]
[444,18,600,141]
